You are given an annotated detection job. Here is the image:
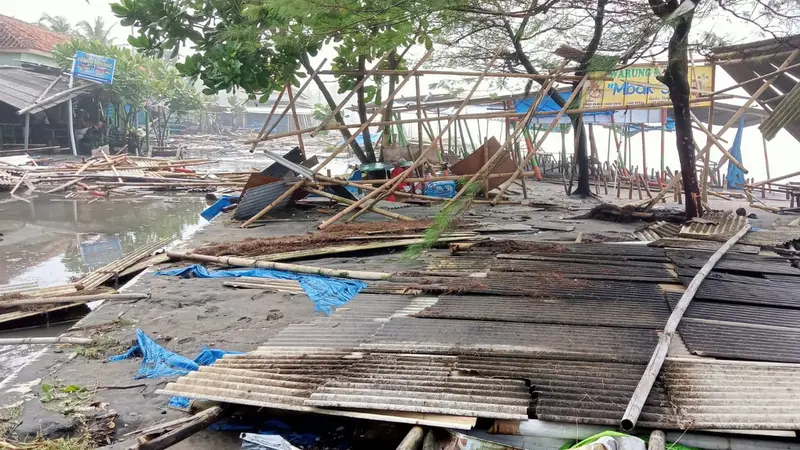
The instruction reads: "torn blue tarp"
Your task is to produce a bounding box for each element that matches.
[109,328,241,379]
[338,132,382,147]
[201,196,239,221]
[157,265,367,314]
[515,92,613,120]
[727,116,746,190]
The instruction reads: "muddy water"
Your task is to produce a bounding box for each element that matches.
[0,196,208,288]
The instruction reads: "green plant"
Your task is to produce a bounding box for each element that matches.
[72,337,125,359]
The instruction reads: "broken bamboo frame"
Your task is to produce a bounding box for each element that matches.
[689,112,746,173]
[491,75,589,205]
[247,96,730,144]
[310,52,390,137]
[167,251,393,280]
[703,49,799,166]
[240,180,306,228]
[286,84,306,159]
[45,177,87,194]
[310,50,434,175]
[258,59,327,146]
[304,186,414,221]
[620,221,752,432]
[747,169,800,188]
[249,85,287,153]
[317,49,502,229]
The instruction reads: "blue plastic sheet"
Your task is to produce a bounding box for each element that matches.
[424,181,457,198]
[109,329,241,379]
[201,195,238,221]
[157,265,367,315]
[726,116,746,190]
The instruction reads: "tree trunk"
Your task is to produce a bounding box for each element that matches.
[660,12,702,218]
[356,56,377,162]
[300,56,370,164]
[570,98,592,196]
[381,51,398,157]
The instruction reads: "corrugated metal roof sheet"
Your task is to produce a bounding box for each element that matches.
[679,321,800,363]
[363,317,660,362]
[678,212,748,241]
[663,358,800,429]
[489,258,677,282]
[634,221,682,242]
[415,295,671,329]
[234,181,291,220]
[0,67,94,113]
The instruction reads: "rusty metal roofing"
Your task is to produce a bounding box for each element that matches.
[667,293,800,329]
[679,321,800,363]
[415,295,670,329]
[662,358,800,430]
[0,67,95,113]
[306,353,531,419]
[649,237,761,254]
[475,241,669,261]
[489,258,677,283]
[161,351,531,421]
[483,273,670,301]
[363,317,660,363]
[667,249,800,276]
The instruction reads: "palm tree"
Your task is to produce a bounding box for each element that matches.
[38,14,72,34]
[76,16,115,44]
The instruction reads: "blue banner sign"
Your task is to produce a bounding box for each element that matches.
[73,51,117,85]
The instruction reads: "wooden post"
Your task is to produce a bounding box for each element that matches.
[286,84,306,159]
[23,113,30,150]
[701,65,717,203]
[620,223,752,432]
[144,109,151,157]
[762,133,771,192]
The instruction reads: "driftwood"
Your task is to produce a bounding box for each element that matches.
[571,203,686,223]
[396,426,426,450]
[137,405,228,450]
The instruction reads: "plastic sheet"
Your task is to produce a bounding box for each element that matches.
[201,195,238,221]
[157,264,367,314]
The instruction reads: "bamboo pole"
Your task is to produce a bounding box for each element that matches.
[256,59,327,148]
[640,124,647,181]
[246,96,731,144]
[648,431,666,450]
[317,49,502,230]
[396,426,425,450]
[491,76,589,205]
[660,109,666,182]
[304,187,414,221]
[0,337,93,345]
[415,76,424,159]
[310,52,390,137]
[620,222,751,432]
[286,84,306,159]
[319,69,581,80]
[762,133,771,187]
[701,65,717,202]
[705,61,800,98]
[748,169,800,188]
[310,50,434,175]
[240,181,306,228]
[46,177,87,194]
[249,85,287,153]
[1,293,148,307]
[689,112,747,173]
[167,251,393,280]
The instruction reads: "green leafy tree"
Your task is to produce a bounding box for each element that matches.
[110,0,449,163]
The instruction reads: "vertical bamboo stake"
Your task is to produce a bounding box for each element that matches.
[660,109,666,181]
[701,65,717,202]
[312,50,434,175]
[318,49,503,229]
[490,76,589,204]
[286,84,306,159]
[762,132,771,193]
[476,119,483,143]
[249,86,287,153]
[310,52,390,136]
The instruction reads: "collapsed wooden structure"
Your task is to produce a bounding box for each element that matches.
[239,41,800,228]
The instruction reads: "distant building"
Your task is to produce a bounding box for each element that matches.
[241,92,317,132]
[0,15,69,67]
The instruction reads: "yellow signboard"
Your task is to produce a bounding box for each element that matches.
[582,64,714,109]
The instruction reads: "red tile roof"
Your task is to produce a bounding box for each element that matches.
[0,15,70,53]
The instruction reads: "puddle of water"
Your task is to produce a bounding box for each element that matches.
[0,196,208,288]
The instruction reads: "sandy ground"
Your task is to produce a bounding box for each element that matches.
[0,177,796,449]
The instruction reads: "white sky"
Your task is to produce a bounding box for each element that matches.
[4,0,798,183]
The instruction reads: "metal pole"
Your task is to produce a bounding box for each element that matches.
[23,113,30,150]
[67,57,78,156]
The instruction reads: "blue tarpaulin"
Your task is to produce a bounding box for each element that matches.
[109,328,241,378]
[157,265,367,314]
[514,92,613,119]
[201,195,239,221]
[727,116,747,189]
[109,329,241,409]
[338,132,382,147]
